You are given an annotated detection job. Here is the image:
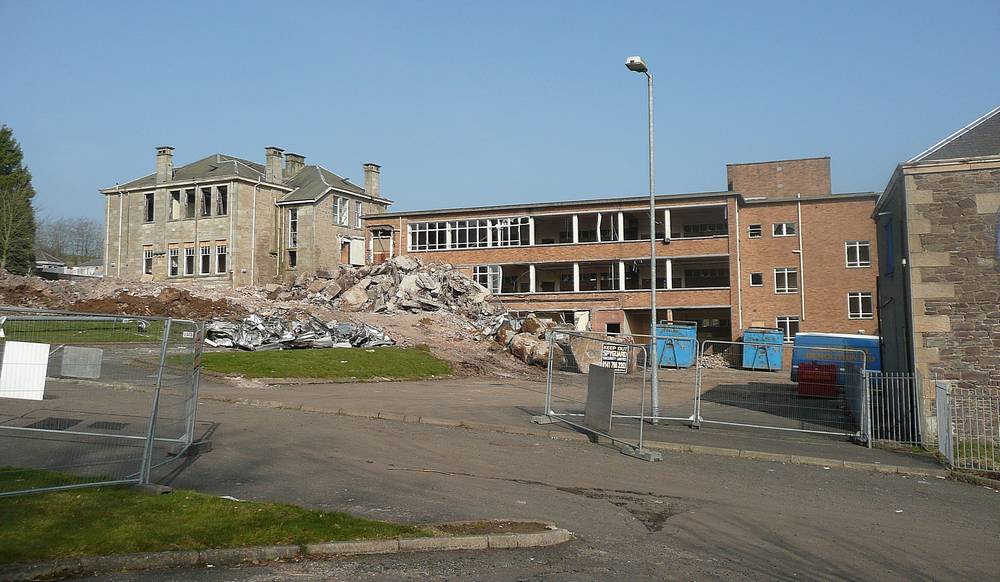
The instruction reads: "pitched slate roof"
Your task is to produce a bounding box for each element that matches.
[110,154,266,191]
[278,165,367,204]
[910,105,1000,163]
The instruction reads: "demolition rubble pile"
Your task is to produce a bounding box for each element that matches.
[205,315,393,351]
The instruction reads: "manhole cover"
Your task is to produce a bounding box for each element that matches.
[25,417,82,430]
[89,421,129,431]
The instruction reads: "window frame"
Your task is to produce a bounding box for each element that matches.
[288,208,299,249]
[355,200,363,229]
[845,240,871,268]
[773,267,798,294]
[200,243,212,275]
[772,222,796,237]
[749,272,764,287]
[183,245,196,276]
[201,187,213,217]
[847,291,874,320]
[142,246,154,275]
[776,316,800,342]
[747,224,763,239]
[215,243,228,274]
[473,265,502,294]
[216,185,228,216]
[168,247,180,277]
[144,192,155,222]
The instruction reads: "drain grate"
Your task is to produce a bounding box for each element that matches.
[89,421,129,431]
[25,417,82,430]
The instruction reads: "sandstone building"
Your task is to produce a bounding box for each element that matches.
[101,147,390,286]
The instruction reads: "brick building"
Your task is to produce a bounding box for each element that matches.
[367,157,879,342]
[876,105,1000,399]
[101,146,391,286]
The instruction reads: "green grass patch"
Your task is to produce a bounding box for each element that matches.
[0,468,429,564]
[0,319,165,344]
[199,346,453,380]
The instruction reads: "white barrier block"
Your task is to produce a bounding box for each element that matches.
[0,341,50,400]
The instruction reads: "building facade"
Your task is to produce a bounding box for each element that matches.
[367,158,879,342]
[101,146,391,286]
[876,105,1000,400]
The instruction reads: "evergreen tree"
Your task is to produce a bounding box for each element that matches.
[0,125,37,274]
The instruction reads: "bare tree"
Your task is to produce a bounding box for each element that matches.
[36,216,103,265]
[0,185,35,272]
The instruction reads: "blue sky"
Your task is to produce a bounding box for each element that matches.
[3,0,999,220]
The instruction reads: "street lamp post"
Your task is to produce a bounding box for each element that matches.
[626,55,660,420]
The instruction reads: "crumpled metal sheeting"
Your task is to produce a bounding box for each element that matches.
[205,315,394,351]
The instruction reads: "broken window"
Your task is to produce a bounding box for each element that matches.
[772,222,796,237]
[355,200,363,229]
[288,209,298,248]
[748,224,762,238]
[491,217,530,247]
[448,219,489,248]
[143,246,154,275]
[201,188,212,217]
[845,240,871,268]
[184,246,195,275]
[216,185,228,216]
[168,247,179,276]
[774,267,798,294]
[749,272,763,286]
[848,291,873,319]
[169,191,181,220]
[776,316,800,342]
[200,244,211,275]
[144,193,155,222]
[216,242,228,274]
[333,197,349,226]
[473,265,502,294]
[288,249,297,269]
[184,189,196,219]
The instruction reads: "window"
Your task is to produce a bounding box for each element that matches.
[449,219,490,249]
[492,217,530,247]
[168,247,180,276]
[216,185,228,216]
[184,189,196,219]
[409,221,450,251]
[288,209,298,248]
[144,193,155,222]
[848,292,874,319]
[169,190,181,220]
[748,224,762,238]
[333,197,349,226]
[473,265,502,294]
[774,267,798,294]
[682,223,727,236]
[200,244,211,275]
[772,222,796,237]
[184,246,195,275]
[201,187,212,217]
[142,246,153,275]
[749,272,763,286]
[288,250,297,268]
[606,323,622,335]
[776,316,800,342]
[215,243,228,274]
[355,200,363,229]
[846,240,871,268]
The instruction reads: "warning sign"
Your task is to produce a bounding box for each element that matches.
[600,343,630,373]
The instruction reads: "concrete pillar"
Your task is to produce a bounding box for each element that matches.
[445,222,452,249]
[618,261,626,291]
[265,146,284,183]
[617,212,624,241]
[573,263,580,292]
[363,163,381,198]
[596,213,602,242]
[528,217,535,246]
[663,208,671,240]
[529,264,536,293]
[665,259,673,290]
[486,219,493,246]
[572,215,579,243]
[156,146,174,184]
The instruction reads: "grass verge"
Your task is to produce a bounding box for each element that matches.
[0,319,164,344]
[199,346,453,380]
[0,469,429,564]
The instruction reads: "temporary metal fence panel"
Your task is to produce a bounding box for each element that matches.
[936,382,955,467]
[0,307,203,496]
[865,371,923,445]
[695,340,867,438]
[945,386,1000,474]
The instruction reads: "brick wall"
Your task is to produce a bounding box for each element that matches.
[727,157,831,198]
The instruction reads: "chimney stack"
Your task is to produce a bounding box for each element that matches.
[156,146,174,183]
[363,162,381,199]
[284,153,305,178]
[265,146,284,183]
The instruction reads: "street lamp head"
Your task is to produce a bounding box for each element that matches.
[625,55,648,73]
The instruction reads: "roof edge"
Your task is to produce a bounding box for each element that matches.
[908,104,1000,163]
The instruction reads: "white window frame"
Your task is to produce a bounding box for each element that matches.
[749,272,764,287]
[216,185,229,216]
[748,224,762,239]
[355,200,363,229]
[474,265,502,294]
[848,291,874,319]
[408,221,450,251]
[200,187,213,217]
[200,244,212,275]
[183,246,195,276]
[772,222,796,237]
[215,243,228,274]
[143,247,154,275]
[776,316,800,342]
[774,267,798,294]
[288,208,298,249]
[333,197,349,226]
[168,248,179,277]
[845,240,871,268]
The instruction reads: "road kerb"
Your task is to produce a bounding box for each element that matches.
[0,529,573,581]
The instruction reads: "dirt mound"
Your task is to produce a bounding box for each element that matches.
[70,289,246,319]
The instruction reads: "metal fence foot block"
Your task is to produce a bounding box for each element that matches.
[620,445,663,462]
[531,415,558,425]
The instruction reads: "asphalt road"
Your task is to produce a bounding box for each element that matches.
[83,399,1000,581]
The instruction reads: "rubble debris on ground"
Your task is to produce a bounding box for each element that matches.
[205,315,394,351]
